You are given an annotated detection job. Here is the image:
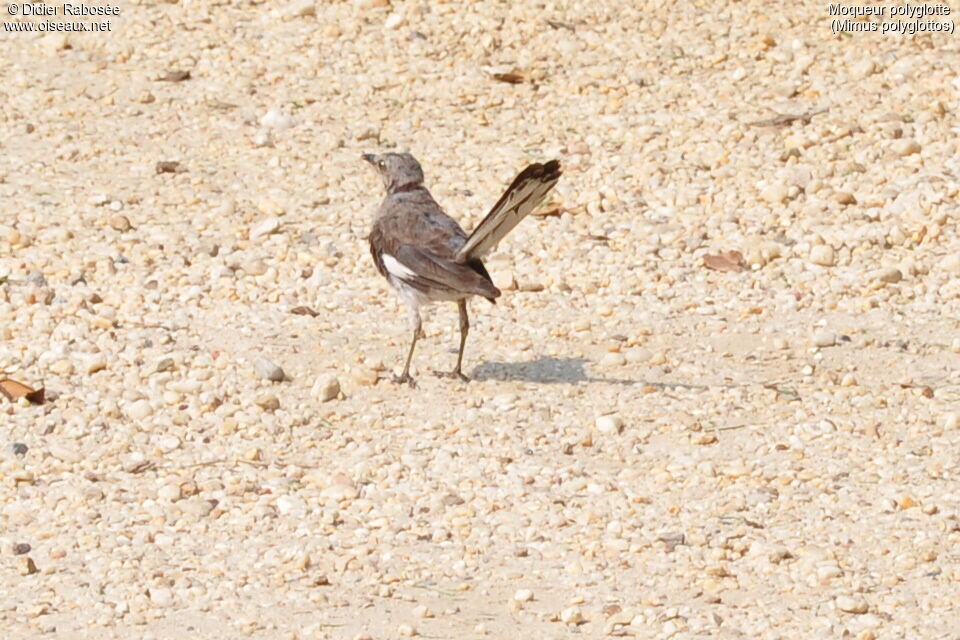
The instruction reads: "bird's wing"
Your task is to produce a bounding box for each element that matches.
[456,160,562,262]
[382,244,500,300]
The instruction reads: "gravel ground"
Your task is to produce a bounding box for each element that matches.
[3,1,960,638]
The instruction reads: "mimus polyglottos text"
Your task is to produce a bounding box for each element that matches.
[364,152,562,385]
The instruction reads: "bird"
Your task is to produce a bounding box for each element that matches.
[364,152,562,385]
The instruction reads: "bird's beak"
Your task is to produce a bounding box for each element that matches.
[362,153,377,165]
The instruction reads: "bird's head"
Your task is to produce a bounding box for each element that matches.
[362,152,425,194]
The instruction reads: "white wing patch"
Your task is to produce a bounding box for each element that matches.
[382,254,417,282]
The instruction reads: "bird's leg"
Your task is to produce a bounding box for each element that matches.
[454,300,470,378]
[434,300,470,382]
[394,307,420,387]
[397,328,418,386]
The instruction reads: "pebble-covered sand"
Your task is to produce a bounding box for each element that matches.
[3,1,960,638]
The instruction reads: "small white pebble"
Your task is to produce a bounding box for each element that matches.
[810,245,836,267]
[312,375,341,402]
[250,217,280,240]
[283,0,316,18]
[157,484,182,502]
[253,129,274,148]
[148,588,173,608]
[84,354,108,374]
[560,606,584,625]
[812,331,836,348]
[761,183,788,204]
[127,399,153,421]
[260,109,296,130]
[595,415,624,435]
[600,352,626,367]
[412,604,432,618]
[252,355,286,382]
[384,11,405,29]
[893,139,921,156]
[513,589,534,602]
[939,254,960,274]
[836,595,869,614]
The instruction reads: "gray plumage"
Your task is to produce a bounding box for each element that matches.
[364,152,561,385]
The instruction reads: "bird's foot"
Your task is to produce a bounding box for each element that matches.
[392,374,417,388]
[433,369,469,382]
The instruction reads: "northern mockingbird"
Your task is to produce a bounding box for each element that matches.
[364,152,562,385]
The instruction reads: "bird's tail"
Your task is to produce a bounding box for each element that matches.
[456,160,562,262]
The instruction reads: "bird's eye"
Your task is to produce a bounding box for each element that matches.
[377,160,386,169]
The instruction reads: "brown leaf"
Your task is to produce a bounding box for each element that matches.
[492,71,528,84]
[125,460,155,474]
[546,19,576,31]
[159,70,191,82]
[0,378,45,405]
[155,161,181,174]
[532,204,564,217]
[703,250,745,272]
[290,306,319,317]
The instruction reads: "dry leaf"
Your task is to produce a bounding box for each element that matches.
[155,161,181,174]
[290,306,319,317]
[0,378,45,405]
[546,19,576,31]
[703,250,745,272]
[532,204,563,218]
[492,71,528,84]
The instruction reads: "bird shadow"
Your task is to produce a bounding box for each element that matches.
[472,357,622,384]
[471,356,732,391]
